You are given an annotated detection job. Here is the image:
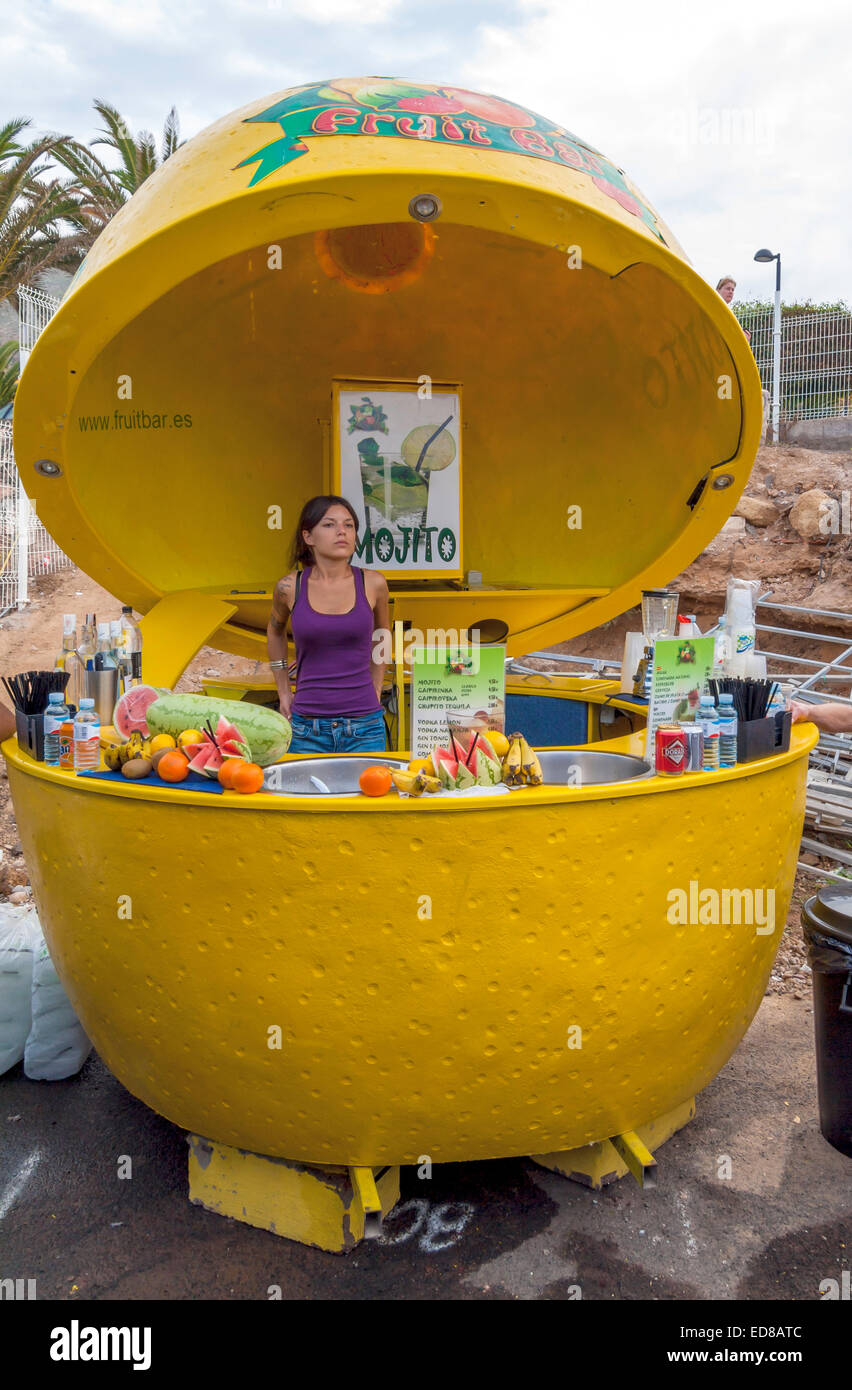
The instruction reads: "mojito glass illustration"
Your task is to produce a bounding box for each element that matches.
[358,441,430,529]
[357,422,456,531]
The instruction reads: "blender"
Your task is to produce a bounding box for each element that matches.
[634,589,679,696]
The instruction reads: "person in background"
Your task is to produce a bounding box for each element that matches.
[790,701,852,734]
[716,276,751,343]
[0,703,15,742]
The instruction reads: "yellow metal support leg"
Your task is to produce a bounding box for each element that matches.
[138,591,239,689]
[187,1136,400,1252]
[529,1097,695,1190]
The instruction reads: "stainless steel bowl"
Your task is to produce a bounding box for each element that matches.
[537,749,653,786]
[263,756,407,797]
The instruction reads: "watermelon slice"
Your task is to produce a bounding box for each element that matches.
[113,684,170,740]
[182,716,250,779]
[433,749,459,789]
[455,761,476,789]
[469,741,502,786]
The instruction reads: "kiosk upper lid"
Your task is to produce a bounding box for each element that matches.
[14,77,761,660]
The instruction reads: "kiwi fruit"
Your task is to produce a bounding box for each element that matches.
[121,757,153,779]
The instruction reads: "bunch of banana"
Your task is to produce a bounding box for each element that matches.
[392,769,442,797]
[104,731,152,771]
[501,732,543,787]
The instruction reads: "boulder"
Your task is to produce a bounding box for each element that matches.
[789,489,833,542]
[736,496,779,526]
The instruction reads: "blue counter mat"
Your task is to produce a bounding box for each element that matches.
[78,769,225,794]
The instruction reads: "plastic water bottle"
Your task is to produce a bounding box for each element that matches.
[73,698,100,771]
[43,691,70,766]
[699,695,720,770]
[717,692,738,767]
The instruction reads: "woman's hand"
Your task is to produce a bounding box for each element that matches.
[279,698,293,720]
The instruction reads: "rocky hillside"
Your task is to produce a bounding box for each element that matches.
[558,443,852,665]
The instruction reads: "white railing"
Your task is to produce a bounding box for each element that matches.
[0,283,72,611]
[734,306,852,421]
[17,284,62,370]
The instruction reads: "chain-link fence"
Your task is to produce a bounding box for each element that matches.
[734,306,852,422]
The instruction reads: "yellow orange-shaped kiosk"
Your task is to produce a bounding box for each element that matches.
[7,78,815,1249]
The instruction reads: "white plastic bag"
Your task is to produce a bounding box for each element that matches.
[24,937,92,1081]
[0,904,42,1075]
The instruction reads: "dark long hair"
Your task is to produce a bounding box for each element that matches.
[290,495,360,569]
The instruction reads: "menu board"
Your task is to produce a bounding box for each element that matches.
[411,645,506,760]
[644,635,715,764]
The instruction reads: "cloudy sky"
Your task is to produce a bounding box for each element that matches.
[6,0,850,303]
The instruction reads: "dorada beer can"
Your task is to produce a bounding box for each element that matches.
[655,723,687,775]
[679,722,704,772]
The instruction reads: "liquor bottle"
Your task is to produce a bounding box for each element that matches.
[120,606,143,686]
[78,613,97,671]
[94,623,118,670]
[56,614,85,708]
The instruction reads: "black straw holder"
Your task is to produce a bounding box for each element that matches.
[736,710,792,764]
[15,709,45,761]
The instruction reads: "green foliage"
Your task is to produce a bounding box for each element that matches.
[0,339,19,409]
[734,298,850,317]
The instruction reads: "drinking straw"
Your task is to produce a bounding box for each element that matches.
[465,731,480,767]
[2,669,69,713]
[415,416,453,473]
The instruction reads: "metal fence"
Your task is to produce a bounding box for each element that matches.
[17,284,61,370]
[0,284,72,612]
[734,306,852,421]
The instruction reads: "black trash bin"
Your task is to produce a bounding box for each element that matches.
[801,884,852,1158]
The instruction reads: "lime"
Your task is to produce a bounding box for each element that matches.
[400,425,456,474]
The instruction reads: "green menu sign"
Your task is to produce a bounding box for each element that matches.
[411,644,506,760]
[644,635,715,766]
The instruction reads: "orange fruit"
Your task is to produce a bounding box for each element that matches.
[232,761,264,794]
[359,765,393,797]
[157,750,189,782]
[218,757,246,789]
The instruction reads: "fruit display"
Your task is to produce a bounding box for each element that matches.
[145,694,291,766]
[381,731,545,798]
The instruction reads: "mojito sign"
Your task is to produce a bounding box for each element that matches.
[238,78,668,246]
[333,381,462,578]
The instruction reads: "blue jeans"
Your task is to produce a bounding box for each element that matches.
[288,709,387,755]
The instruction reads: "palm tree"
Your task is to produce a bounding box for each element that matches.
[0,340,19,409]
[54,100,181,245]
[0,118,86,304]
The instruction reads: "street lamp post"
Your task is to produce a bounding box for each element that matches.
[754,248,782,443]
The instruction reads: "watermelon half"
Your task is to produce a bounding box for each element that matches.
[113,684,171,740]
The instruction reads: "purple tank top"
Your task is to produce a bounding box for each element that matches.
[290,565,381,718]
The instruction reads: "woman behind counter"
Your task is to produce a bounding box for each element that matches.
[267,496,390,755]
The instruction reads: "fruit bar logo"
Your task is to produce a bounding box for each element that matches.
[348,397,388,434]
[237,78,667,245]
